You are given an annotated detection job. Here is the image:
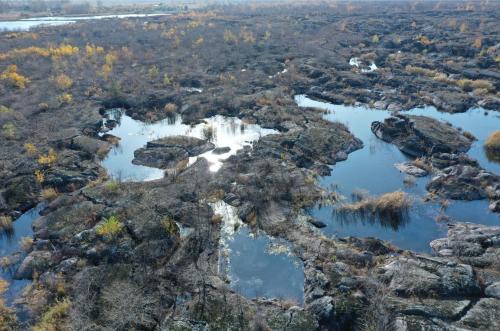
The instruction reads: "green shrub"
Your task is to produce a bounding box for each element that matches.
[103,180,120,195]
[96,215,123,238]
[2,123,17,139]
[161,217,179,235]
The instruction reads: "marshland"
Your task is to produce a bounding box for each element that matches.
[0,0,499,330]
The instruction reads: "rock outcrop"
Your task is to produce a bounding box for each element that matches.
[427,153,500,206]
[133,135,215,168]
[371,115,472,157]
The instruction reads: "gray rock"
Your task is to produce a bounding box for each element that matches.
[387,103,402,112]
[381,255,481,298]
[371,115,472,157]
[489,200,500,212]
[395,162,428,177]
[307,218,327,228]
[373,100,388,109]
[72,135,111,155]
[146,135,215,155]
[56,257,79,274]
[308,296,334,322]
[485,282,500,299]
[430,222,500,269]
[133,135,215,169]
[133,146,188,169]
[457,298,500,330]
[426,154,499,202]
[391,298,471,320]
[224,193,241,207]
[212,146,231,154]
[237,202,255,223]
[16,250,53,279]
[393,315,445,331]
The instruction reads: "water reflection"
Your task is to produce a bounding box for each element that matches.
[102,110,277,181]
[212,201,304,304]
[295,95,499,252]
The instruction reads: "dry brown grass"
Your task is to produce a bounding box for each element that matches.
[0,216,13,234]
[19,236,34,252]
[484,131,500,161]
[411,157,432,172]
[41,188,58,201]
[0,279,17,329]
[405,65,437,77]
[338,191,412,221]
[164,103,178,116]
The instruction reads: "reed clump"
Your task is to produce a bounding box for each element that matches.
[484,131,500,162]
[337,191,412,221]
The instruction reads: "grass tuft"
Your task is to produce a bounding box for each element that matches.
[41,188,58,201]
[32,298,71,331]
[484,131,500,162]
[96,215,123,238]
[0,216,13,234]
[337,191,412,227]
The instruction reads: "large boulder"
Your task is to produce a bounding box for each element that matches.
[380,255,481,298]
[371,115,472,157]
[256,120,363,168]
[71,135,112,155]
[133,136,214,169]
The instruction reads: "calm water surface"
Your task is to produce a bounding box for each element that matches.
[295,95,499,252]
[102,111,277,181]
[213,201,304,303]
[0,203,45,305]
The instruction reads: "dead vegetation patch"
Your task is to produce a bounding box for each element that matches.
[337,191,412,226]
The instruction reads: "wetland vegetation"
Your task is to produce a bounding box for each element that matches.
[0,0,499,330]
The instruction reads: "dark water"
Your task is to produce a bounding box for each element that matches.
[0,204,45,305]
[102,111,277,181]
[295,95,499,252]
[214,201,304,304]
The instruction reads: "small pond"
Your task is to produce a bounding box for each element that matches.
[295,95,499,252]
[102,110,277,181]
[213,201,304,304]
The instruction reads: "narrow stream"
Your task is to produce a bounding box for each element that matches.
[295,95,499,252]
[0,203,45,305]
